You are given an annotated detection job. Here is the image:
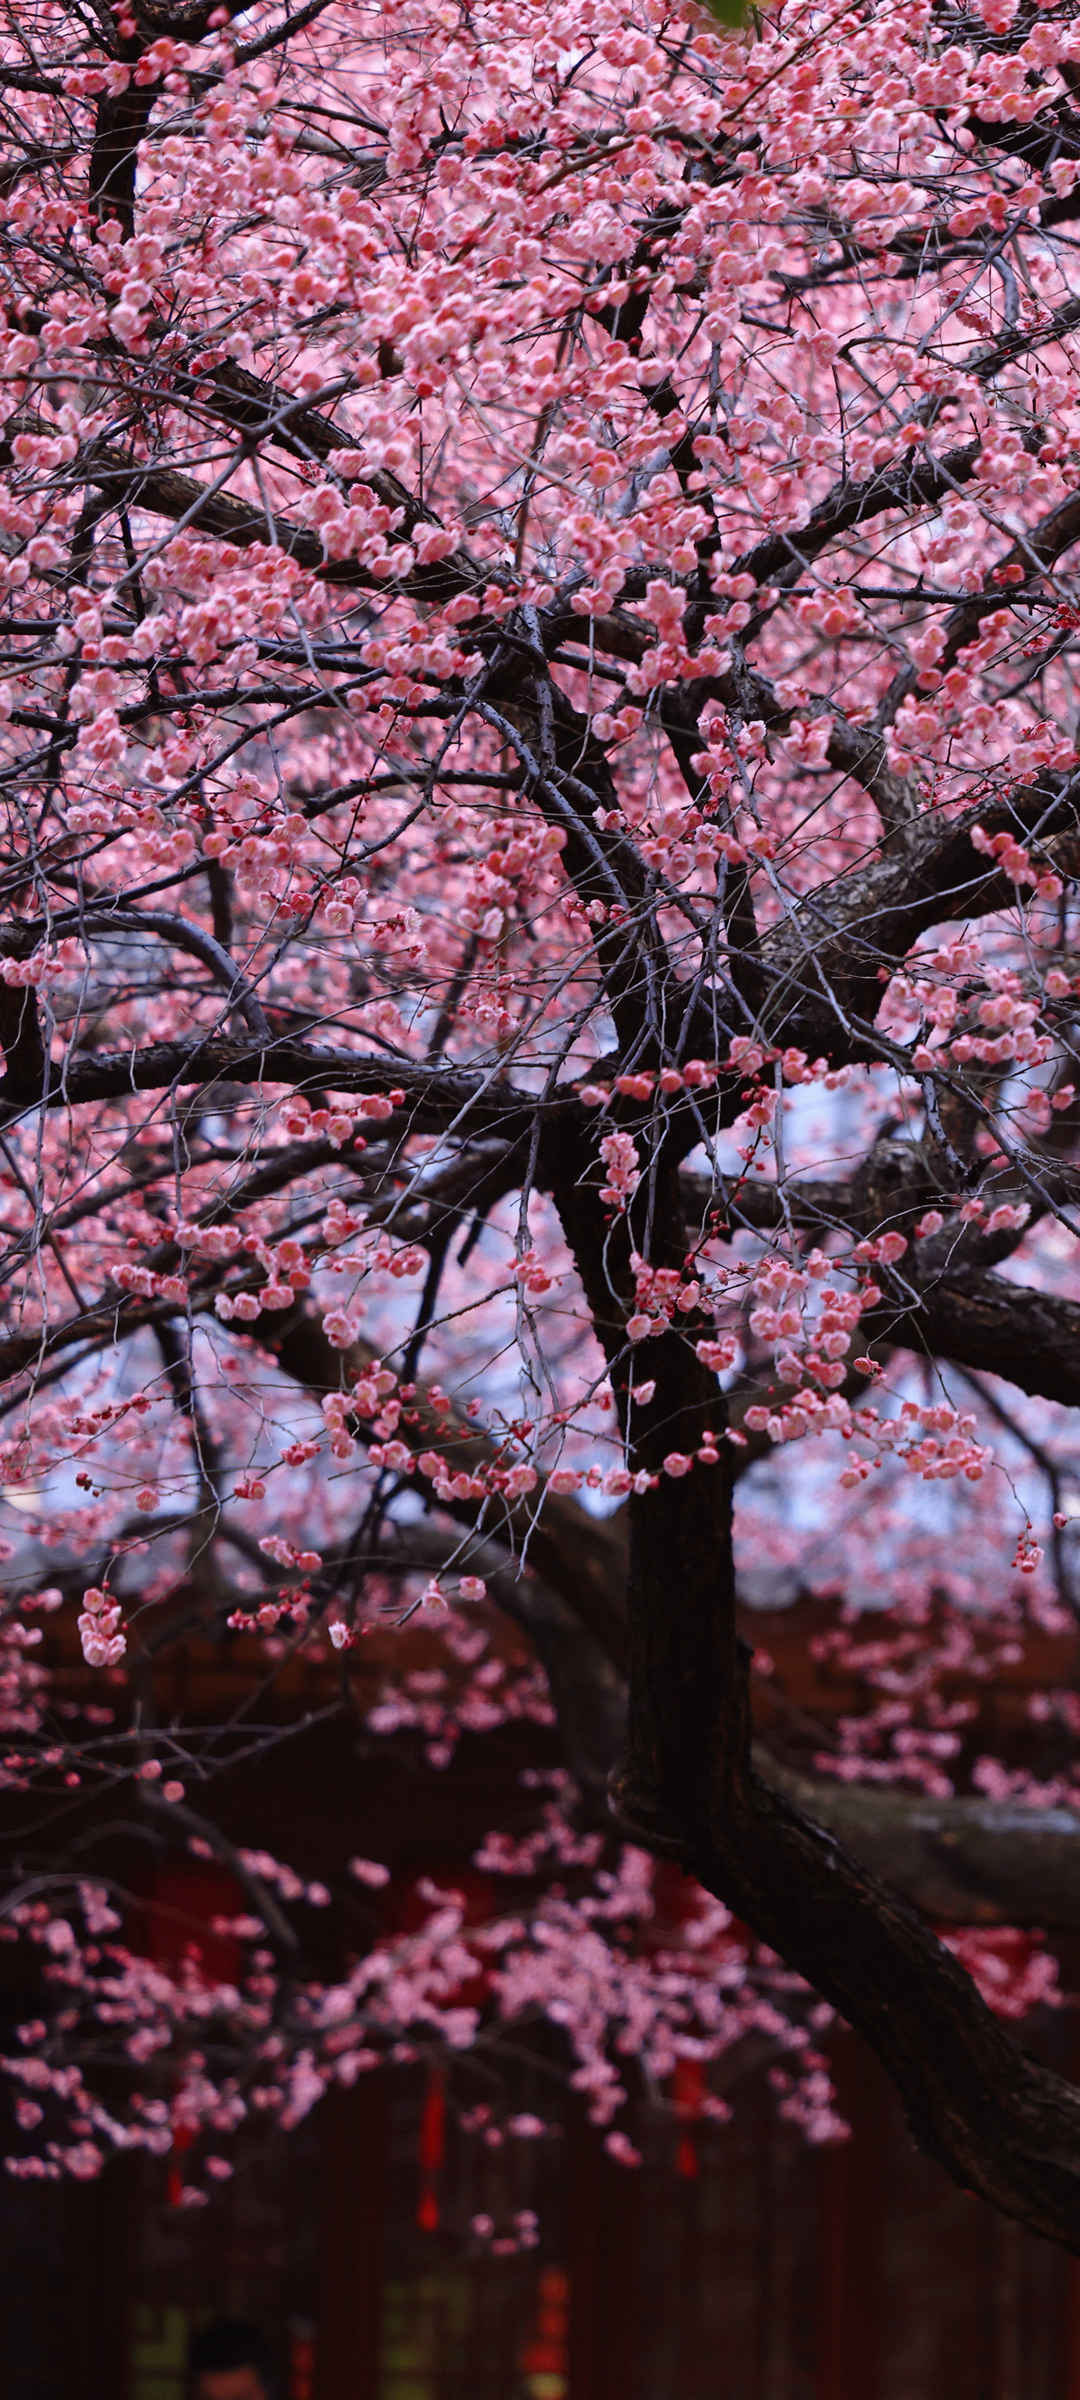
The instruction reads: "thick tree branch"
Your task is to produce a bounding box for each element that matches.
[266,1305,629,1666]
[758,1763,1080,1935]
[867,1268,1080,1410]
[682,1771,1080,2250]
[0,1033,579,1138]
[756,767,1080,1052]
[548,1143,1080,2249]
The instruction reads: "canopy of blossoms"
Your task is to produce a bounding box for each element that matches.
[3,0,1080,2247]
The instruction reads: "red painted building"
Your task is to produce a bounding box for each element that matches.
[5,1603,1080,2398]
[6,2015,1080,2400]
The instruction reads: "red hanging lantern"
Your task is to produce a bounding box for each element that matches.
[672,2056,705,2180]
[518,2266,570,2387]
[288,2322,317,2400]
[167,2113,195,2211]
[146,1865,244,2207]
[417,2067,446,2231]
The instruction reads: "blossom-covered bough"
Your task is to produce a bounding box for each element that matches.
[6,0,1080,2244]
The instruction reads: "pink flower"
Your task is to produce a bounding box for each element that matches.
[350,1859,390,1888]
[604,2132,642,2167]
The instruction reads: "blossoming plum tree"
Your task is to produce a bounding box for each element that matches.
[6,0,1080,2246]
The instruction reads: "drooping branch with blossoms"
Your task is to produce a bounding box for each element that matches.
[6,0,1080,2247]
